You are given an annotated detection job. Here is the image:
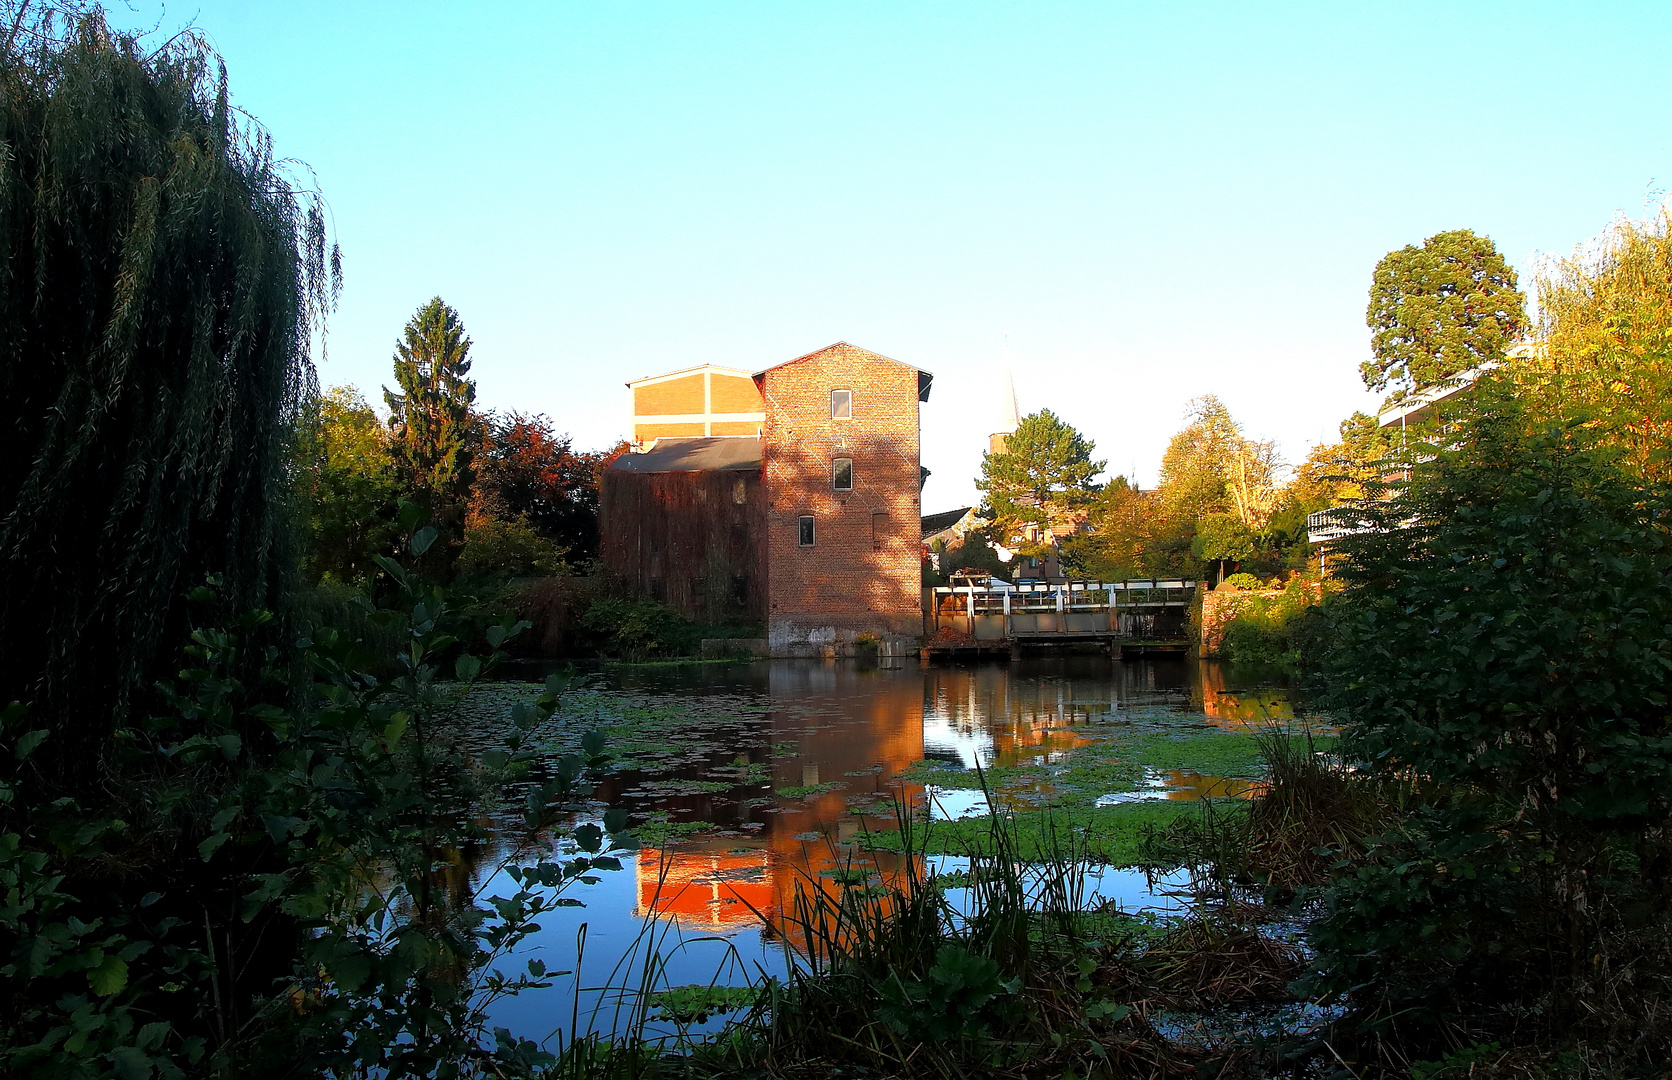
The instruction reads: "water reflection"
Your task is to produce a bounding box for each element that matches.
[478,657,1304,1041]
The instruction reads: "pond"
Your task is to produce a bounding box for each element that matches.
[453,656,1313,1045]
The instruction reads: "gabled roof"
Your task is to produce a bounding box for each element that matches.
[753,342,933,402]
[921,507,974,538]
[607,437,762,473]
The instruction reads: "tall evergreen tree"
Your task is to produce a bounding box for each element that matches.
[1364,228,1526,395]
[0,6,336,782]
[977,408,1103,555]
[384,297,478,569]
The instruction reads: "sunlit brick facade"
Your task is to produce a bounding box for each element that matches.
[600,342,930,656]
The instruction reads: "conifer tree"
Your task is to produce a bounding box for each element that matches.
[384,297,478,570]
[1364,228,1526,395]
[977,408,1104,555]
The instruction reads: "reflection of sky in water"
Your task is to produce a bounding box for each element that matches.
[467,658,1298,1047]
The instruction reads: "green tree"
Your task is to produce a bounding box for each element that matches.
[1191,512,1255,585]
[1156,396,1280,529]
[0,6,337,777]
[385,297,478,571]
[977,408,1104,554]
[1523,208,1672,482]
[1363,228,1526,395]
[298,386,402,582]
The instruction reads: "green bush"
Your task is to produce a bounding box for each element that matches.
[1217,579,1318,664]
[1305,383,1672,1058]
[577,597,698,659]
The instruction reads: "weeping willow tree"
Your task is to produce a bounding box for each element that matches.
[0,3,338,786]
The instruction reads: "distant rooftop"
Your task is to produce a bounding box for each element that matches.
[921,507,974,538]
[607,436,762,473]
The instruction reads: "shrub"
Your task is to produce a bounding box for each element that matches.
[1217,579,1320,664]
[577,598,697,660]
[1305,382,1672,1060]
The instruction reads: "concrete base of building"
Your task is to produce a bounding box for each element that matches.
[765,619,921,659]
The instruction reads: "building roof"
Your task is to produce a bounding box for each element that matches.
[607,436,762,473]
[753,342,934,402]
[624,364,754,389]
[921,507,974,537]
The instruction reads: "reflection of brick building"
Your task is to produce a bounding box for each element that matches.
[600,343,931,656]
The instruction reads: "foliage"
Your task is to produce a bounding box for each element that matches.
[1191,512,1255,583]
[1157,395,1281,530]
[976,408,1103,555]
[1282,412,1393,515]
[1214,579,1322,664]
[924,530,1010,586]
[0,535,631,1078]
[578,598,698,660]
[1059,479,1191,580]
[386,297,479,573]
[1523,207,1672,482]
[297,386,403,583]
[475,413,609,562]
[1305,381,1672,1057]
[457,513,569,579]
[0,4,337,780]
[1363,228,1526,394]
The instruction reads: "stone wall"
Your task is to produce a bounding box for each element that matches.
[1197,586,1285,656]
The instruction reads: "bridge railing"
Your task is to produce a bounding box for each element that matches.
[928,580,1197,640]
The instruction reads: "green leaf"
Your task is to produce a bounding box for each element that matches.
[198,832,230,861]
[215,733,241,759]
[14,728,48,760]
[410,526,438,556]
[398,499,427,531]
[372,554,407,582]
[88,951,129,996]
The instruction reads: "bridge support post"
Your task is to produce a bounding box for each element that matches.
[1009,641,1022,662]
[1109,639,1124,662]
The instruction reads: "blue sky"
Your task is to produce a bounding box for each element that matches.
[123,1,1672,511]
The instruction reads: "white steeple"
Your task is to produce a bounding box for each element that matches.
[990,360,1020,455]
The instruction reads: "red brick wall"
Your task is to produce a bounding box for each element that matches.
[759,344,923,652]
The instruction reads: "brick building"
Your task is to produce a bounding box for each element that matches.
[599,342,931,656]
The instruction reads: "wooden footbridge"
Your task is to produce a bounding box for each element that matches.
[922,579,1198,660]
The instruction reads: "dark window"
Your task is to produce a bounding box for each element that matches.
[832,458,853,492]
[798,516,815,547]
[830,389,852,419]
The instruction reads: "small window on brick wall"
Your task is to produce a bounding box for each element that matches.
[832,458,853,492]
[871,511,889,551]
[798,516,815,547]
[830,389,852,419]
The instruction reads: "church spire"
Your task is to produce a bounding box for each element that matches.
[990,362,1020,455]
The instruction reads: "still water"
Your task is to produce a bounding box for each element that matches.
[463,657,1303,1044]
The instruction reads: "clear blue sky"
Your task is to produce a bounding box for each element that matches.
[123,1,1672,511]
